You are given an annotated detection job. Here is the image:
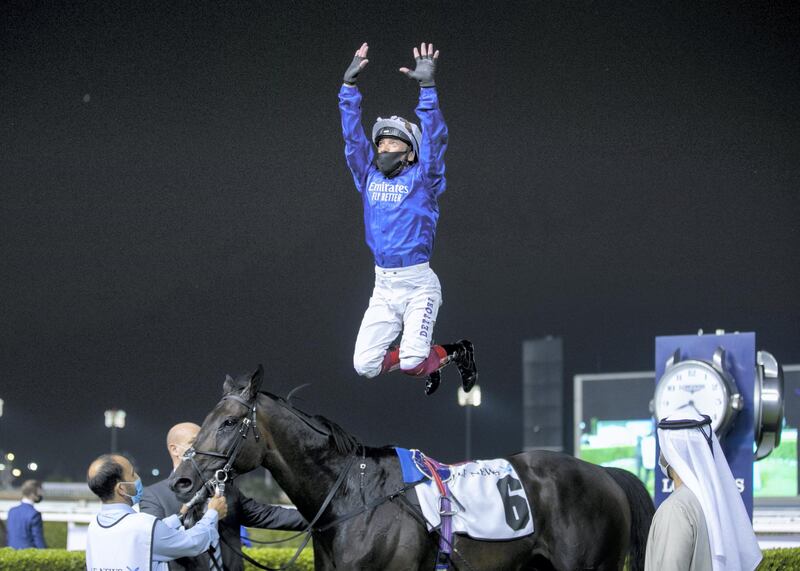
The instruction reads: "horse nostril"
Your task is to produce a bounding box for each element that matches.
[173,477,193,492]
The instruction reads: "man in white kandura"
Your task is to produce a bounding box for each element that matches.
[645,413,762,571]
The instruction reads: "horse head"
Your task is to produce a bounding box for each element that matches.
[169,365,267,502]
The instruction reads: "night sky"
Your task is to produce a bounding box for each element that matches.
[2,1,798,482]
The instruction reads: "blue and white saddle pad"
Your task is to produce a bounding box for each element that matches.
[395,447,535,540]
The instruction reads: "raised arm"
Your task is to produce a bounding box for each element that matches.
[401,43,448,196]
[339,42,374,192]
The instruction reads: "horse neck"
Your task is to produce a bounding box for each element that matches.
[256,396,355,516]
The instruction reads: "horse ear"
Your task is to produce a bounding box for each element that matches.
[245,364,264,400]
[223,374,236,395]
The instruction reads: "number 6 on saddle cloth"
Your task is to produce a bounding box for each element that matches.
[395,447,535,540]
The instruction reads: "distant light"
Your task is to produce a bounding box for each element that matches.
[0,463,5,471]
[83,93,91,103]
[151,468,160,477]
[457,385,482,407]
[28,462,38,471]
[11,468,22,477]
[6,452,15,461]
[104,409,127,428]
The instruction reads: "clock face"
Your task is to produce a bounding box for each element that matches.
[654,361,730,433]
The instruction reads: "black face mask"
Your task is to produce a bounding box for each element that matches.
[375,151,409,178]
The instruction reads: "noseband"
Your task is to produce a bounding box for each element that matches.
[181,393,260,509]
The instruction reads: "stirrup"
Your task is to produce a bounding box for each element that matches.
[438,495,459,516]
[425,370,441,396]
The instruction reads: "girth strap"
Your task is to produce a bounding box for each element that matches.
[314,482,419,532]
[422,457,455,570]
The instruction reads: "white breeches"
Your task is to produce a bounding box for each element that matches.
[353,262,443,378]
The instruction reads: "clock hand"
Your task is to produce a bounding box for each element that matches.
[676,402,702,416]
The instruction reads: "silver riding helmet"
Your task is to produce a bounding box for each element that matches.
[372,116,422,157]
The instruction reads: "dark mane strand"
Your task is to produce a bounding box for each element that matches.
[258,390,361,454]
[314,415,360,455]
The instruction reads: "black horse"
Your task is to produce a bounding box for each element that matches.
[171,367,654,570]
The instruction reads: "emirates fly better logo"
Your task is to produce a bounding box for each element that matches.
[368,180,409,203]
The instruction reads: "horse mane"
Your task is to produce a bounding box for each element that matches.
[313,415,360,455]
[258,390,361,455]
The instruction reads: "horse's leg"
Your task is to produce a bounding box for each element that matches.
[543,512,628,571]
[311,542,336,571]
[445,535,544,571]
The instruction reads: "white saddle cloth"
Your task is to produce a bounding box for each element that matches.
[414,457,535,540]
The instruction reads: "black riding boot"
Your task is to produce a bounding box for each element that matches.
[441,340,478,392]
[424,369,441,396]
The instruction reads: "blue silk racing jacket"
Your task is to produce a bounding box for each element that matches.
[338,85,448,269]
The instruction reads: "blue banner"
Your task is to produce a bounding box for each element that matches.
[654,332,755,519]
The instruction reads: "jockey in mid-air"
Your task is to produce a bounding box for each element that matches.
[338,41,477,396]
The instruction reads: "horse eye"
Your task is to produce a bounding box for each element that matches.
[224,418,238,427]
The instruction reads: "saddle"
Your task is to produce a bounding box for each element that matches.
[396,447,535,542]
[411,449,454,484]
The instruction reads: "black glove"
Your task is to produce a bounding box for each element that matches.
[402,51,436,87]
[343,54,367,85]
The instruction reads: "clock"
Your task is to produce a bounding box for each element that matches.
[753,351,784,460]
[653,346,743,436]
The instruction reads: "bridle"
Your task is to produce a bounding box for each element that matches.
[177,389,362,570]
[181,392,260,510]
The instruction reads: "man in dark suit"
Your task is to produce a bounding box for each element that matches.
[142,422,306,571]
[6,479,46,549]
